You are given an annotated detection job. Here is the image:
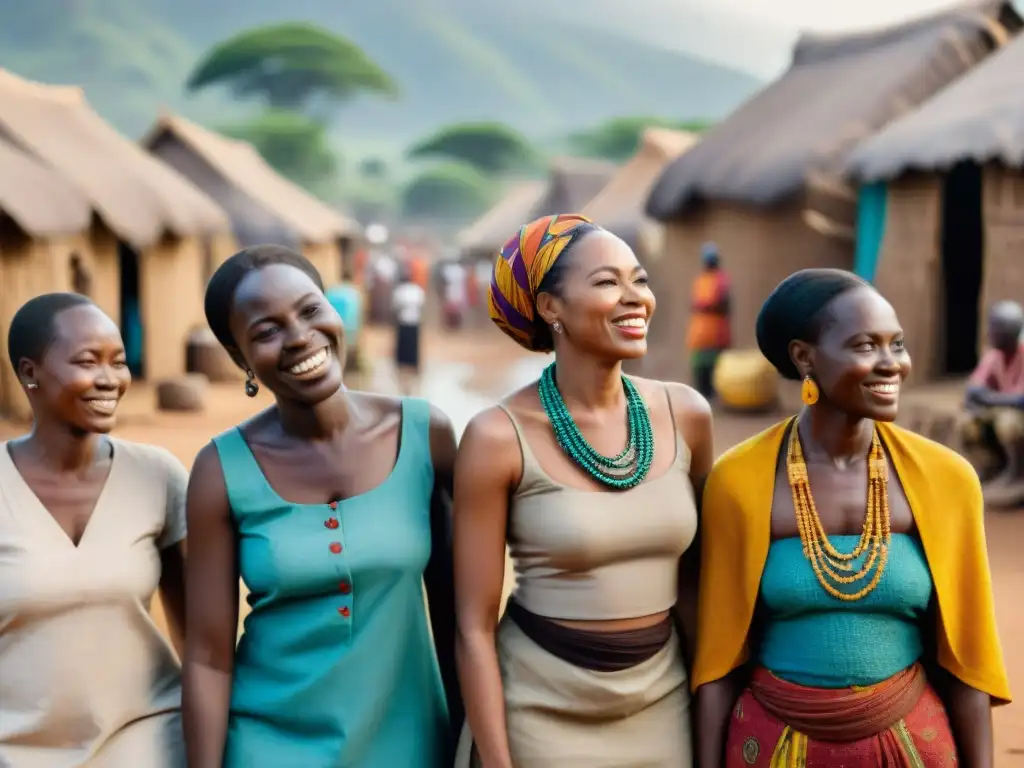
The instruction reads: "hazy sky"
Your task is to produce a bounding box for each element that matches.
[586,0,1024,76]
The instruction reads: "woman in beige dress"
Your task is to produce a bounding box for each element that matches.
[0,293,188,767]
[453,214,713,767]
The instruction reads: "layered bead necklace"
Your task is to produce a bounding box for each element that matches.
[538,363,654,490]
[786,418,891,601]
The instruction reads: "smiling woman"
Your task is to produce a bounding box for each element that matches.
[182,245,462,768]
[0,293,189,767]
[454,214,714,767]
[694,269,1011,767]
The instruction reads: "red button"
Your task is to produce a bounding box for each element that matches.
[338,606,351,617]
[324,517,339,530]
[328,500,339,510]
[339,581,352,594]
[329,542,342,554]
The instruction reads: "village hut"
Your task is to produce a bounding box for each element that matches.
[538,156,617,218]
[845,30,1024,381]
[141,113,362,289]
[456,180,549,261]
[582,128,699,374]
[644,0,1021,383]
[0,69,232,391]
[0,135,95,419]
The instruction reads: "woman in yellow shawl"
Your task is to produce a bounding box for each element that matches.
[694,269,1011,767]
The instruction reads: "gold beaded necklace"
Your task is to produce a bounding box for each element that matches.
[786,419,891,601]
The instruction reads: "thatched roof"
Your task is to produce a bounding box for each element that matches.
[141,113,360,245]
[0,134,92,238]
[456,180,548,253]
[455,156,616,255]
[539,156,617,215]
[646,0,1021,221]
[847,33,1024,180]
[0,70,229,248]
[583,128,697,229]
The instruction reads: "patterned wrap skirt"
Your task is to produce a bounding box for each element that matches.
[726,664,957,767]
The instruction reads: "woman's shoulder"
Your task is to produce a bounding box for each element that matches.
[112,438,187,483]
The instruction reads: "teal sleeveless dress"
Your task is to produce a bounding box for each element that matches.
[213,398,449,768]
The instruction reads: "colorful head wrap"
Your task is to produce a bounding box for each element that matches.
[488,213,596,352]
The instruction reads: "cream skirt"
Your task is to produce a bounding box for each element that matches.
[455,617,693,767]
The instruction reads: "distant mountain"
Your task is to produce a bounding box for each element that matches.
[0,0,763,147]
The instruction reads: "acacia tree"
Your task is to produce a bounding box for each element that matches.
[407,122,539,176]
[401,162,496,221]
[186,22,398,114]
[569,116,713,162]
[220,109,338,193]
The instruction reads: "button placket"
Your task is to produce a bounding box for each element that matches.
[325,500,354,637]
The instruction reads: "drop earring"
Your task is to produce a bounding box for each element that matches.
[801,375,819,406]
[551,321,562,334]
[26,383,38,390]
[244,370,259,398]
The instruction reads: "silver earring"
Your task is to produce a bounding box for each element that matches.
[552,321,562,334]
[26,383,38,390]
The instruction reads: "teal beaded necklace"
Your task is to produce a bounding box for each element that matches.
[538,363,654,489]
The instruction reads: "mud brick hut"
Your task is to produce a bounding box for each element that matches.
[0,69,232,399]
[582,128,698,375]
[141,113,361,289]
[0,135,96,419]
[644,0,1021,383]
[846,32,1024,381]
[457,180,549,262]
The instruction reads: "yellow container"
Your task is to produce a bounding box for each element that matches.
[713,349,779,411]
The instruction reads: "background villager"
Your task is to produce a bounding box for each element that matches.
[686,242,731,399]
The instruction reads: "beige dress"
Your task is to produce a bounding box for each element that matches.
[456,401,699,767]
[0,439,187,768]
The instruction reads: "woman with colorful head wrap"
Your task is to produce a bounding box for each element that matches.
[453,214,713,767]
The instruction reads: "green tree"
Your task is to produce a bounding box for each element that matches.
[220,109,339,193]
[569,116,713,162]
[359,157,389,179]
[401,162,495,220]
[186,22,398,113]
[407,122,539,176]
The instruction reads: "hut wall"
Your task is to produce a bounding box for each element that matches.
[981,165,1024,323]
[0,227,110,419]
[648,201,852,383]
[302,240,343,289]
[139,235,206,382]
[873,175,944,382]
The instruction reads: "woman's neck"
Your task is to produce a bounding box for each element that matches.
[799,404,874,467]
[552,350,624,410]
[275,386,351,440]
[23,419,106,473]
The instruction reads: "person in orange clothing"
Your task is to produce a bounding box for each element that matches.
[694,269,1010,767]
[686,243,731,399]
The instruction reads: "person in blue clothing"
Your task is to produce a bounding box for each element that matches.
[325,263,365,373]
[181,244,462,768]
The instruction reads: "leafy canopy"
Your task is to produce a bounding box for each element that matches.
[407,122,539,176]
[219,109,339,194]
[186,22,398,112]
[401,162,496,220]
[569,116,712,162]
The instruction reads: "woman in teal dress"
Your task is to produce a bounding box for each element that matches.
[182,245,462,768]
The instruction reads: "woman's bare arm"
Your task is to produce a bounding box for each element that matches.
[158,455,190,659]
[696,670,746,768]
[182,443,240,768]
[425,405,464,753]
[453,408,519,768]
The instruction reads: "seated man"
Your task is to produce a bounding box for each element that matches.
[960,300,1024,488]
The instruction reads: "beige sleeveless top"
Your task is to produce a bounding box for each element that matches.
[500,398,699,621]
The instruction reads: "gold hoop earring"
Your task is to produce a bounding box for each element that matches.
[244,370,259,398]
[801,375,819,406]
